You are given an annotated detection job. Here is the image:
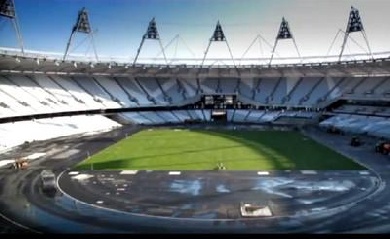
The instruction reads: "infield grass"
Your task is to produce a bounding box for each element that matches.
[75,128,364,170]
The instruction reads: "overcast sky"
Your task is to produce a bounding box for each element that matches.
[1,0,389,61]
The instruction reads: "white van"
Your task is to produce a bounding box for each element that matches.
[40,170,56,191]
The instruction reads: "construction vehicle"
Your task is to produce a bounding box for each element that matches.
[14,158,28,170]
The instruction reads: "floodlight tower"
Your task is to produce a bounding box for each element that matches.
[338,6,373,62]
[200,21,237,69]
[0,0,24,54]
[63,7,99,62]
[269,17,301,66]
[133,17,167,65]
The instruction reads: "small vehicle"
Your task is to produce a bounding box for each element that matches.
[326,126,344,135]
[375,141,390,155]
[40,170,56,191]
[350,136,362,147]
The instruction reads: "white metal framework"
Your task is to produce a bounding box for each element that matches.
[240,33,275,65]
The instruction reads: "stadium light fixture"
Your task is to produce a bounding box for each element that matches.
[1,0,24,54]
[64,7,99,62]
[269,17,301,66]
[339,6,373,62]
[133,18,168,66]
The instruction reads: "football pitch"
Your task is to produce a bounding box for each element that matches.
[76,128,364,170]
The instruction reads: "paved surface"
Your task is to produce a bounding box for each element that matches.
[0,125,389,233]
[56,169,377,233]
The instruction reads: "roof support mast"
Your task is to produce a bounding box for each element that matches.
[269,17,301,66]
[0,0,24,54]
[63,7,99,62]
[338,6,373,62]
[133,17,168,66]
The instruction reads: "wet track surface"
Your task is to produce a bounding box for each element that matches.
[59,170,377,219]
[0,125,390,233]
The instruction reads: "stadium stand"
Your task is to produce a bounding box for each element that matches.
[0,115,120,152]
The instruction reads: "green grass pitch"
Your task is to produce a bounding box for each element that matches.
[75,128,365,170]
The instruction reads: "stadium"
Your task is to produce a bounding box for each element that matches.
[0,0,390,233]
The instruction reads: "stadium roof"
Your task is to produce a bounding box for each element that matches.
[1,48,390,78]
[2,1,390,77]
